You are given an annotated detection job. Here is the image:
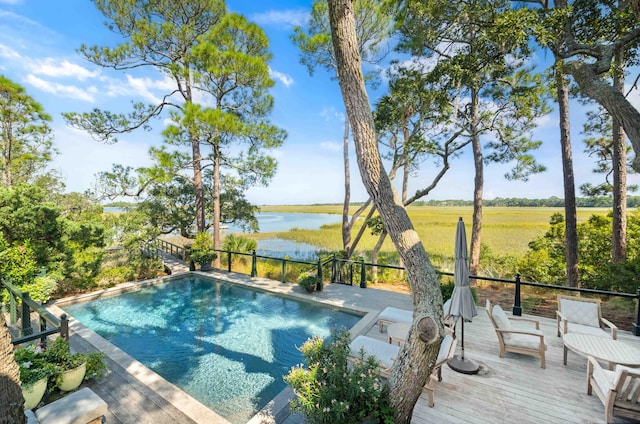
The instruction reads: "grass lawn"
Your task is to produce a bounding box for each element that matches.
[254,205,610,263]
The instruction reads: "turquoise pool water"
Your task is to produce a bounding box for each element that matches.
[63,277,361,423]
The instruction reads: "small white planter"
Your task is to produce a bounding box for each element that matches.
[58,363,86,392]
[22,376,48,409]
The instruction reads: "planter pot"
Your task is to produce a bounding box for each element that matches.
[58,363,86,392]
[199,262,212,271]
[304,285,315,293]
[22,376,48,410]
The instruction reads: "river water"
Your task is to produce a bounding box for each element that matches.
[226,212,341,260]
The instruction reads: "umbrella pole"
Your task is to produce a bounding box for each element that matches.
[448,318,479,375]
[460,319,465,360]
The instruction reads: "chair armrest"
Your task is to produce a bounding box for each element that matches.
[587,355,597,394]
[496,328,545,343]
[599,317,618,340]
[509,316,540,330]
[556,310,567,321]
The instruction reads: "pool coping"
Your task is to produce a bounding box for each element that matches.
[47,270,383,424]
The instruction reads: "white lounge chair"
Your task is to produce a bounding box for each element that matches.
[349,333,457,407]
[557,294,617,340]
[377,307,413,332]
[378,302,455,333]
[486,299,547,368]
[25,387,108,424]
[587,355,640,423]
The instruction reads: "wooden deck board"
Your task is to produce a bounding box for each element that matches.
[38,267,640,424]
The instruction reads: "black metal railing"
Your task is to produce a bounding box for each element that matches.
[152,240,640,336]
[1,279,69,346]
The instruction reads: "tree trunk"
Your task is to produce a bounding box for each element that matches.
[563,60,640,172]
[557,66,579,287]
[212,142,221,268]
[469,87,483,278]
[612,51,627,263]
[0,313,26,423]
[370,231,387,283]
[342,118,352,255]
[328,2,444,422]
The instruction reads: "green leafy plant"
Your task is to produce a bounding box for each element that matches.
[297,272,320,290]
[189,232,217,265]
[42,336,108,388]
[284,329,395,424]
[14,344,58,387]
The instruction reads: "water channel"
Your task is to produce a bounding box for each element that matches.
[225,212,341,260]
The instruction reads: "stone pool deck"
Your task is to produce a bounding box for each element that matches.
[43,265,640,424]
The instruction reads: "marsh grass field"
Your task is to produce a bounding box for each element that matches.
[254,205,611,267]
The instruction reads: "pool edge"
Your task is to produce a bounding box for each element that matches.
[48,270,381,424]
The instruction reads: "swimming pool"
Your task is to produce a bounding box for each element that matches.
[62,276,361,423]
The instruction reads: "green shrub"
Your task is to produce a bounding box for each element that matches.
[21,275,59,303]
[284,329,395,424]
[96,266,135,286]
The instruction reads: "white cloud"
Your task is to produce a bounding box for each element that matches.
[0,43,21,60]
[52,126,153,195]
[250,9,309,28]
[23,74,95,102]
[269,68,294,87]
[28,58,100,81]
[320,141,341,152]
[125,74,176,104]
[320,106,344,122]
[0,0,24,5]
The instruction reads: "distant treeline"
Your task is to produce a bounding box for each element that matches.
[109,196,640,209]
[415,196,640,208]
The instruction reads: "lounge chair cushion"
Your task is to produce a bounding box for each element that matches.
[349,335,400,369]
[436,334,455,364]
[378,307,413,324]
[35,387,108,424]
[491,304,512,337]
[566,322,610,337]
[559,298,599,328]
[509,333,545,351]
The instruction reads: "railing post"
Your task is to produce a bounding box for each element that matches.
[633,287,640,336]
[60,314,69,340]
[360,258,366,288]
[9,289,17,324]
[39,315,47,346]
[512,274,522,316]
[281,259,287,283]
[331,253,337,283]
[315,260,323,291]
[251,250,257,277]
[20,292,33,337]
[227,251,232,272]
[349,262,354,286]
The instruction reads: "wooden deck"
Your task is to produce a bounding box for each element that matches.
[43,267,640,424]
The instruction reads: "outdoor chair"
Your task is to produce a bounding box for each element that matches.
[587,355,640,423]
[556,294,617,340]
[349,332,457,407]
[486,299,547,368]
[377,302,455,333]
[25,387,108,424]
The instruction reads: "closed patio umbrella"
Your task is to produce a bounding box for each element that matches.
[447,217,480,374]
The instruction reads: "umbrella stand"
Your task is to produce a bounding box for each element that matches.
[447,319,480,374]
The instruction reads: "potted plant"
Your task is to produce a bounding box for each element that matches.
[190,232,217,271]
[43,336,107,392]
[14,344,57,409]
[297,273,320,293]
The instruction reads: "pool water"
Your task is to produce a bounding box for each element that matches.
[63,277,361,423]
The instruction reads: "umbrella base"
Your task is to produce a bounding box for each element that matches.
[448,355,479,375]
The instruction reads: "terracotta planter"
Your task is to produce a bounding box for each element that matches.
[22,376,48,410]
[58,363,86,392]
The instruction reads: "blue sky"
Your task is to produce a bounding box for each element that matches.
[1,0,639,205]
